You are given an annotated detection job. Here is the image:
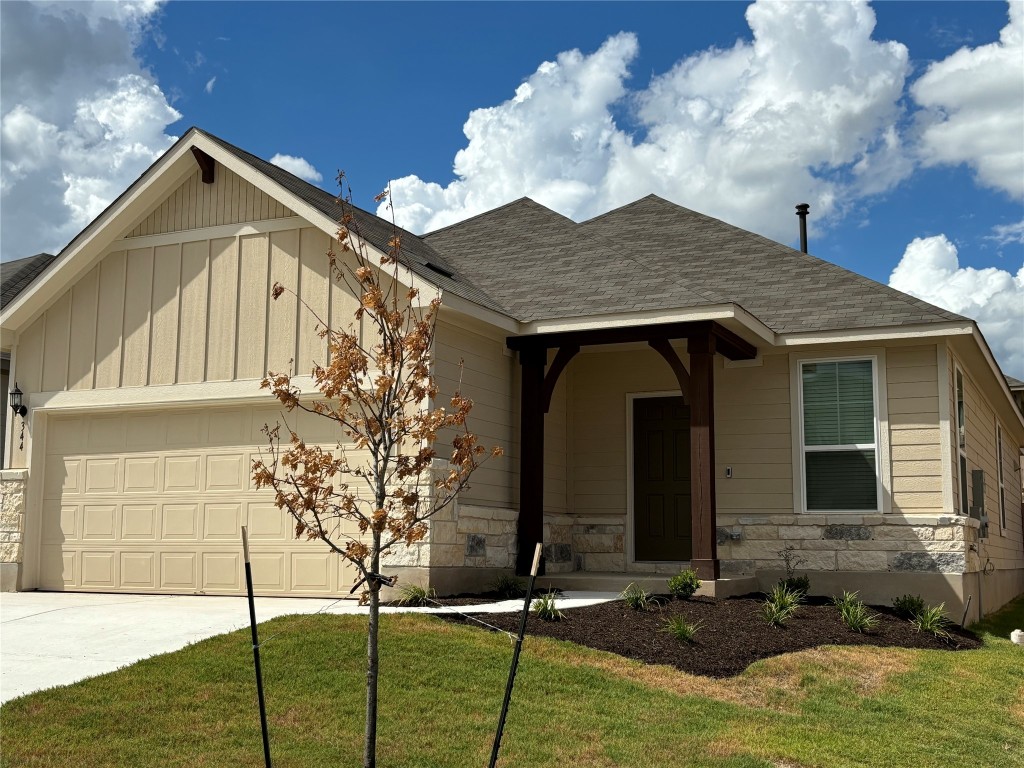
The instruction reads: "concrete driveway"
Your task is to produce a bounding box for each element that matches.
[0,590,616,704]
[0,592,359,704]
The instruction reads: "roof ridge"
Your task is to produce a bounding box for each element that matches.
[423,197,569,238]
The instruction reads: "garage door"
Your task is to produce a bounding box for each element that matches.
[38,405,356,596]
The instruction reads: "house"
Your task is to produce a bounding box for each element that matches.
[1,128,1021,621]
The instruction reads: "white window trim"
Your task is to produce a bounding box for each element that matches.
[624,390,690,567]
[790,351,891,515]
[955,364,970,519]
[996,420,1007,532]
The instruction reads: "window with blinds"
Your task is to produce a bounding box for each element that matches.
[800,359,879,511]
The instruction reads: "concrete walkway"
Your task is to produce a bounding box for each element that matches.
[0,590,616,703]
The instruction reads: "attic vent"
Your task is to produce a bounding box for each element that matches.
[424,262,454,279]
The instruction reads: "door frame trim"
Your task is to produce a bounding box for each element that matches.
[625,390,690,568]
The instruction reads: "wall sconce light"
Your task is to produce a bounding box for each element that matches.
[9,383,26,418]
[9,383,27,450]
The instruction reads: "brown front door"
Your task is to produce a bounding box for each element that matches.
[633,396,692,561]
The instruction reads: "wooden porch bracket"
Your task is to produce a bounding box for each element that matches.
[542,344,579,413]
[688,331,720,580]
[191,147,216,184]
[648,339,689,404]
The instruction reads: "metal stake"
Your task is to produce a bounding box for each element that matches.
[242,526,272,768]
[489,542,543,768]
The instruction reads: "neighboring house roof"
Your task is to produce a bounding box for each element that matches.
[1006,375,1024,391]
[196,129,510,317]
[1,253,56,310]
[424,195,967,333]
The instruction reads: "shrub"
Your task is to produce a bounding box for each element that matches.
[395,584,436,607]
[532,591,564,622]
[668,569,702,599]
[892,593,927,620]
[912,603,951,640]
[833,591,878,633]
[762,583,802,627]
[620,582,661,611]
[779,575,811,595]
[663,616,704,644]
[492,574,526,599]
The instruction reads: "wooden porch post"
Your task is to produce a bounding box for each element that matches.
[517,346,547,575]
[688,332,720,580]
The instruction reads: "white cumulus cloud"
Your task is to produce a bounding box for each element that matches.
[890,235,1024,378]
[204,76,217,94]
[911,1,1024,198]
[0,1,180,261]
[269,153,323,183]
[384,0,912,242]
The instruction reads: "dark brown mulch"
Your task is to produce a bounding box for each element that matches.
[436,595,982,678]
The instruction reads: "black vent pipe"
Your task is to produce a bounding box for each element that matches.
[795,203,809,253]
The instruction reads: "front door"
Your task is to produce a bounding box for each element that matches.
[633,396,692,561]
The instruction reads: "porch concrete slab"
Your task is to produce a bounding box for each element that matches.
[0,590,617,703]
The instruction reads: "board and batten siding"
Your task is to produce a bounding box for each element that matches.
[126,167,293,238]
[13,226,358,394]
[433,320,516,509]
[886,345,944,514]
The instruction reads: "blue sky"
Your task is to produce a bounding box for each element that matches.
[1,1,1022,374]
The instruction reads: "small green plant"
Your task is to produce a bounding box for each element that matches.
[620,582,661,611]
[779,575,811,595]
[667,569,702,599]
[492,574,526,599]
[395,583,437,607]
[832,591,878,633]
[778,546,810,595]
[892,593,927,620]
[531,591,565,622]
[762,583,802,627]
[663,616,704,644]
[912,603,951,640]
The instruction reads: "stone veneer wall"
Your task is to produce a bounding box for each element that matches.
[1,469,27,591]
[716,513,979,577]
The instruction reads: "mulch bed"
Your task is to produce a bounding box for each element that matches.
[436,595,982,678]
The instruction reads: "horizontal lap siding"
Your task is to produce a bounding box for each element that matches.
[434,321,514,508]
[957,354,1024,569]
[14,226,354,394]
[887,346,943,513]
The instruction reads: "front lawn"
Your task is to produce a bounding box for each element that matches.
[1,598,1022,767]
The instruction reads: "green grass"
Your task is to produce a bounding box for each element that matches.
[2,597,1023,767]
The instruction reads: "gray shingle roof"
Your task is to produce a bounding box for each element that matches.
[1006,375,1024,390]
[197,129,509,316]
[424,194,967,333]
[1,253,56,310]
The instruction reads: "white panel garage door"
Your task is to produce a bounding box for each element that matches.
[38,405,356,596]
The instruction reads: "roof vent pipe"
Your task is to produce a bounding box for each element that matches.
[795,203,810,253]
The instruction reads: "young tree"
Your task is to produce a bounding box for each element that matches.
[251,181,500,768]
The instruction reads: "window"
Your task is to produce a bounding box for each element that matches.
[996,423,1006,531]
[800,359,878,511]
[956,368,969,517]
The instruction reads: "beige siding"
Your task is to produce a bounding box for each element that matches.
[954,353,1024,569]
[14,225,355,394]
[887,345,943,513]
[433,320,514,508]
[125,167,293,238]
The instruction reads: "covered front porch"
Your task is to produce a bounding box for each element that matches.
[507,320,759,584]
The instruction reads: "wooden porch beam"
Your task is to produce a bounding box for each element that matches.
[507,319,756,361]
[542,344,579,413]
[688,331,719,580]
[516,346,547,576]
[191,147,215,184]
[648,339,689,404]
